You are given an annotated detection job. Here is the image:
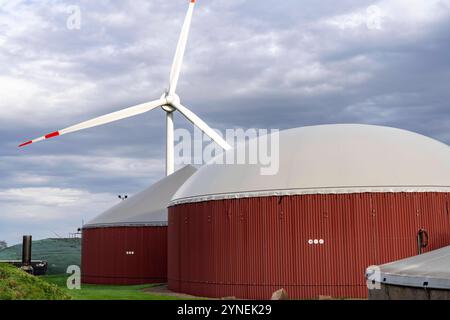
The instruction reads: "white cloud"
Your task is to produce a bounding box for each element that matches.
[0,0,169,127]
[11,173,54,185]
[325,5,387,31]
[380,0,450,26]
[324,0,450,35]
[0,186,115,244]
[3,155,164,179]
[0,187,114,219]
[0,0,53,39]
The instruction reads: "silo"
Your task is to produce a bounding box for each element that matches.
[82,165,197,285]
[168,124,450,299]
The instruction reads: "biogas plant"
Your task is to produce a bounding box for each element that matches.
[82,125,450,299]
[18,0,450,300]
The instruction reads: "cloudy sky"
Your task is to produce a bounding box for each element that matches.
[0,0,449,245]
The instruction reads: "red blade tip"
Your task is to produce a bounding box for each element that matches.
[19,141,32,148]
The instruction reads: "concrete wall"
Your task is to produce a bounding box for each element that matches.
[369,284,450,300]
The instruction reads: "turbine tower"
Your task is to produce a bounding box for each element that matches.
[19,0,231,176]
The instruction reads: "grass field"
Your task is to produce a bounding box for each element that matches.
[0,239,196,300]
[42,275,182,300]
[0,264,70,300]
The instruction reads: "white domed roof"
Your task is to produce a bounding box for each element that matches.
[84,165,197,228]
[171,124,450,205]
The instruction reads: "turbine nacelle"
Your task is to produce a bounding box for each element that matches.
[161,93,179,113]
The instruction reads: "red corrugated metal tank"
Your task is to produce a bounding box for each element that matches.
[82,226,167,285]
[81,165,197,285]
[169,193,450,298]
[168,125,450,299]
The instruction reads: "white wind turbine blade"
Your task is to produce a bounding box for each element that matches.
[172,101,231,150]
[19,98,165,147]
[168,0,196,95]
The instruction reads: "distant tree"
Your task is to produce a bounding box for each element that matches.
[0,240,7,250]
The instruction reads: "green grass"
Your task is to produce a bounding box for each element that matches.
[1,238,194,300]
[42,274,182,300]
[0,264,71,300]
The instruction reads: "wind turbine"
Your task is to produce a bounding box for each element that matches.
[19,0,231,176]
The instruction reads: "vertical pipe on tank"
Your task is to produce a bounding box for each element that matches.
[417,229,429,255]
[21,235,34,274]
[22,235,32,266]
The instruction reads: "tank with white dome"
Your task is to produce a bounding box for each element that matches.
[82,165,197,285]
[168,124,450,299]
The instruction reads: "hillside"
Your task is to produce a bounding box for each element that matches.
[0,263,71,300]
[0,238,81,275]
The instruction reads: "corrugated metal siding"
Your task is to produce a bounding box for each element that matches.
[168,192,450,299]
[82,226,167,285]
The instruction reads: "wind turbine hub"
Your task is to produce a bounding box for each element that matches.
[162,93,180,112]
[165,94,180,105]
